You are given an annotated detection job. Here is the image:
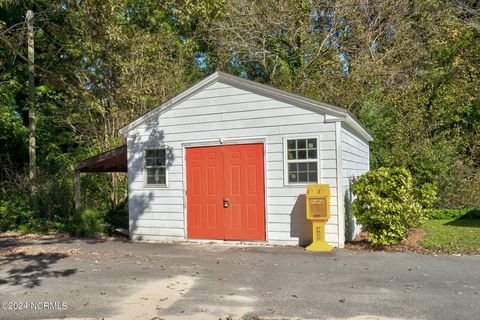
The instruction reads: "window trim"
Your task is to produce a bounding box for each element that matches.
[283,136,320,186]
[143,148,169,188]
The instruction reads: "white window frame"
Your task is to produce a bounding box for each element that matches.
[283,136,320,186]
[144,148,169,188]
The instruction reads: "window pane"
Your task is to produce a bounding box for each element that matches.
[155,149,166,166]
[145,157,155,166]
[287,150,296,160]
[299,172,308,182]
[287,162,317,183]
[145,150,155,166]
[297,150,307,159]
[157,174,166,185]
[307,139,317,149]
[298,163,307,172]
[288,172,298,183]
[308,150,317,159]
[287,140,296,150]
[288,163,298,172]
[145,149,166,166]
[145,150,156,158]
[146,168,156,184]
[146,168,166,185]
[297,139,306,149]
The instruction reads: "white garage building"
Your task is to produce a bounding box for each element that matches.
[117,72,372,247]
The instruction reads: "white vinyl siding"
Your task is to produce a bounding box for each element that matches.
[127,81,343,246]
[341,123,370,241]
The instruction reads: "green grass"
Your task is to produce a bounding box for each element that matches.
[419,219,480,254]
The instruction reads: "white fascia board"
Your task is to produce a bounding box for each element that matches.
[325,116,373,142]
[344,116,373,142]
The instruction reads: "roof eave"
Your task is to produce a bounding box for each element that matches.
[325,116,373,142]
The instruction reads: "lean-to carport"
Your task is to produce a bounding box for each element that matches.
[74,145,127,210]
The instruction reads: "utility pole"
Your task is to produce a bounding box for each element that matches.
[27,9,36,196]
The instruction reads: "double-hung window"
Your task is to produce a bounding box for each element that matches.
[285,138,319,184]
[145,149,167,186]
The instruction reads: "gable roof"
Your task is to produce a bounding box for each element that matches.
[119,71,373,142]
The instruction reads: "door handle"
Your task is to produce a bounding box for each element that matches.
[223,198,229,208]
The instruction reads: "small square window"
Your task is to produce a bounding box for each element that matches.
[145,149,167,186]
[285,138,318,184]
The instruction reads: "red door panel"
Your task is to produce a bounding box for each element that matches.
[186,144,265,241]
[186,147,224,239]
[223,144,265,240]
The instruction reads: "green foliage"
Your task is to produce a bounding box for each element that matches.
[462,209,480,219]
[0,0,478,236]
[0,200,20,230]
[351,167,437,246]
[0,182,34,231]
[426,208,480,220]
[427,208,468,220]
[67,208,105,237]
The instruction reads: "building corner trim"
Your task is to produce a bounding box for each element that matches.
[335,122,345,248]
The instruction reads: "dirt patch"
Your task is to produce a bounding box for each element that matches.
[0,232,129,257]
[346,229,432,254]
[0,231,71,242]
[0,245,80,257]
[0,232,80,257]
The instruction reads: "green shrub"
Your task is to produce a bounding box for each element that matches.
[462,209,480,219]
[351,167,436,246]
[426,208,466,220]
[35,172,75,221]
[67,208,105,236]
[0,200,20,231]
[426,208,480,220]
[0,193,34,231]
[17,217,54,234]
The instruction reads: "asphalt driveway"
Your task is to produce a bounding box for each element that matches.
[0,234,478,320]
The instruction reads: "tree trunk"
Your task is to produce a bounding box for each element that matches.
[27,9,36,197]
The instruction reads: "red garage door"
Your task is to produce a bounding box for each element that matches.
[186,144,265,241]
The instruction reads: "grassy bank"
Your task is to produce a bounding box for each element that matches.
[419,219,480,254]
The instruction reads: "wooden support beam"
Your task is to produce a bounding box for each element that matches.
[74,170,81,211]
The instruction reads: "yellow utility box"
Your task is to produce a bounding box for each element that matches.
[306,184,333,252]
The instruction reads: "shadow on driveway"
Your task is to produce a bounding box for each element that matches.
[0,252,76,288]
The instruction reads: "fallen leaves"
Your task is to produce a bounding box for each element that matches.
[346,229,432,254]
[0,232,80,257]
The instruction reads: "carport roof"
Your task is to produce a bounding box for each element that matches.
[75,145,127,173]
